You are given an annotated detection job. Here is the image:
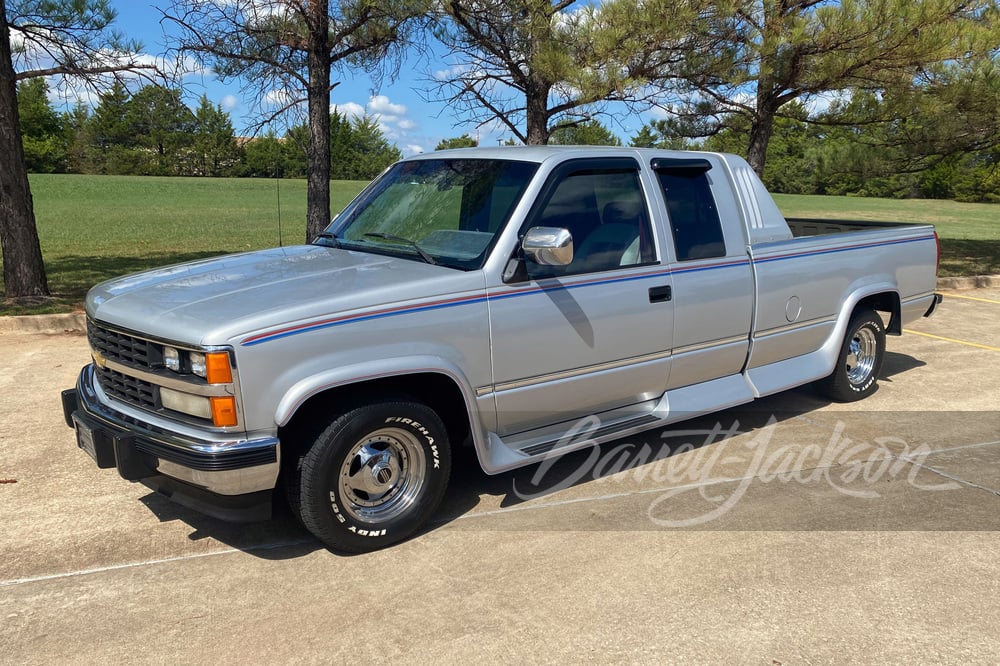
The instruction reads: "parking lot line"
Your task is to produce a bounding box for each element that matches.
[0,537,316,589]
[903,329,1000,352]
[939,292,1000,305]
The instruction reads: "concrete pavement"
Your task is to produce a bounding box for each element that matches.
[1,289,999,664]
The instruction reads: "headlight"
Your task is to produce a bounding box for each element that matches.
[161,348,232,384]
[164,346,181,372]
[190,352,206,378]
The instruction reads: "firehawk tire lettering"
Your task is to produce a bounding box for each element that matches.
[296,401,451,553]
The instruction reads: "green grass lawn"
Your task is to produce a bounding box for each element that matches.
[1,174,997,315]
[2,174,367,315]
[774,194,1000,278]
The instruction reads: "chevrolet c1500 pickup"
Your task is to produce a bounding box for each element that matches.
[62,147,943,552]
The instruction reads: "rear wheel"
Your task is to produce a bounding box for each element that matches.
[820,308,886,402]
[294,401,451,553]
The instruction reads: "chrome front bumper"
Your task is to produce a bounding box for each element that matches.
[63,365,280,521]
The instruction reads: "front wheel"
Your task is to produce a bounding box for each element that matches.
[296,401,451,553]
[819,308,886,402]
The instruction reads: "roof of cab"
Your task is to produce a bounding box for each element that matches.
[407,145,728,164]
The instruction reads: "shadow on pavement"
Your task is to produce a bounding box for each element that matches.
[131,355,996,554]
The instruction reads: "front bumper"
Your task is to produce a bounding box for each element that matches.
[63,365,279,522]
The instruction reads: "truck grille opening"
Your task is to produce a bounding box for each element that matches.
[88,320,163,370]
[89,320,163,412]
[95,365,160,410]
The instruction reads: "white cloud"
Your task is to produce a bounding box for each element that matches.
[368,94,407,116]
[221,94,239,111]
[330,94,419,141]
[331,101,365,119]
[404,144,425,156]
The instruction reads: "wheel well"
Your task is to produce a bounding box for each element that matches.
[277,373,474,463]
[856,292,901,335]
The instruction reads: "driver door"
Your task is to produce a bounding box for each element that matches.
[486,157,674,436]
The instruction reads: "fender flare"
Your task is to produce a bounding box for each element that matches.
[273,354,490,451]
[821,282,899,372]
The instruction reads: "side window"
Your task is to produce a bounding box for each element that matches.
[529,169,655,277]
[657,170,726,261]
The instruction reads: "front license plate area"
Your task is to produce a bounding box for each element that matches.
[73,415,117,469]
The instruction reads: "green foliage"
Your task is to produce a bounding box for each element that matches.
[548,120,621,146]
[628,121,695,150]
[658,0,998,174]
[323,112,401,179]
[435,0,714,143]
[86,81,132,161]
[338,115,403,179]
[7,0,151,80]
[16,78,67,172]
[239,113,402,180]
[192,95,239,177]
[236,133,293,178]
[628,125,660,148]
[124,85,197,175]
[435,134,477,150]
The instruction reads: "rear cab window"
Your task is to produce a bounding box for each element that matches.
[653,159,726,261]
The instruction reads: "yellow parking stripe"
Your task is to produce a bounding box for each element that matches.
[903,329,1000,352]
[940,292,1000,305]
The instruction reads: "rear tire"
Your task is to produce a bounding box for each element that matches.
[820,308,886,402]
[295,401,451,553]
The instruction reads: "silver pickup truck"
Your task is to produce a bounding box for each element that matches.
[62,147,942,552]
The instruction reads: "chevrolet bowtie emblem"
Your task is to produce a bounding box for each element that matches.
[92,351,108,369]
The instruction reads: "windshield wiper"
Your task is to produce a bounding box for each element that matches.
[363,232,437,265]
[314,231,340,248]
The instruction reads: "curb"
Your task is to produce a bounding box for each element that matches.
[2,274,998,336]
[0,313,86,335]
[935,275,1000,291]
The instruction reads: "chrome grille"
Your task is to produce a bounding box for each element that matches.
[95,365,160,410]
[88,320,162,369]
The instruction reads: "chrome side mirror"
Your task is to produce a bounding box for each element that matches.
[522,227,573,266]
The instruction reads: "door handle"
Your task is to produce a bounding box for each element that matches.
[649,285,672,303]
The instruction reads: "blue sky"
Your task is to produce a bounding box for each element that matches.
[78,1,669,155]
[104,1,471,154]
[91,1,642,155]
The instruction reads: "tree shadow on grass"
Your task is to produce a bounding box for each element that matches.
[939,239,1000,277]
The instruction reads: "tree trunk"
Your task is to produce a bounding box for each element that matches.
[304,0,331,244]
[0,9,49,300]
[747,94,779,178]
[525,79,550,145]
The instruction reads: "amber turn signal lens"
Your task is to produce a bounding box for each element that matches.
[210,396,238,427]
[205,352,233,384]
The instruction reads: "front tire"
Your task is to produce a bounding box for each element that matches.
[820,308,886,402]
[296,401,451,553]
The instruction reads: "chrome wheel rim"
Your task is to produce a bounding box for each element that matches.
[845,327,878,386]
[338,427,426,524]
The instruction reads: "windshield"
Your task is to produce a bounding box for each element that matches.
[320,158,539,270]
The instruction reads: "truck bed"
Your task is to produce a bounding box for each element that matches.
[786,218,925,238]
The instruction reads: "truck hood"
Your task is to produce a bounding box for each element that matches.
[87,245,479,346]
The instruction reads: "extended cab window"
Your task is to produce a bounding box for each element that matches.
[656,168,726,261]
[527,168,655,278]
